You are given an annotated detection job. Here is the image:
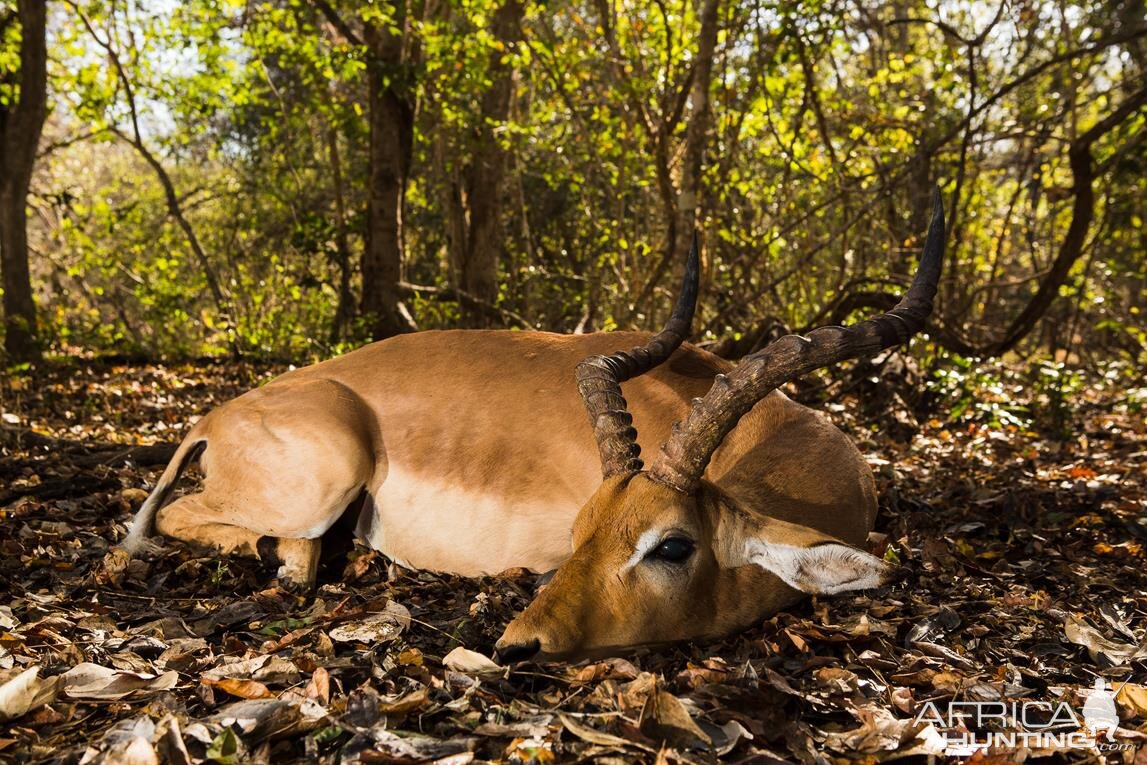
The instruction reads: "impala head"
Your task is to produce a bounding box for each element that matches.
[497,193,945,661]
[497,472,895,660]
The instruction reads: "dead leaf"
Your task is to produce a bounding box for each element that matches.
[676,658,731,688]
[931,671,963,690]
[377,687,429,716]
[822,706,937,754]
[304,667,329,705]
[1116,683,1147,717]
[504,736,554,763]
[1064,615,1147,664]
[203,677,274,700]
[360,728,477,761]
[814,666,860,694]
[474,714,553,738]
[559,713,650,751]
[98,546,132,585]
[0,666,59,721]
[891,686,915,714]
[617,672,659,711]
[573,657,639,684]
[201,655,299,685]
[443,647,504,679]
[327,601,410,644]
[207,697,326,744]
[703,719,753,756]
[154,715,192,765]
[62,663,178,701]
[638,688,710,749]
[120,488,150,505]
[102,736,159,765]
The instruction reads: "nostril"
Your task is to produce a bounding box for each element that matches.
[495,638,541,664]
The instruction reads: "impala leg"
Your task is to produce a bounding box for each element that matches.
[156,493,321,587]
[258,536,321,586]
[155,494,264,557]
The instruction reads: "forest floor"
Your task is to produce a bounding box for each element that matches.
[0,358,1145,764]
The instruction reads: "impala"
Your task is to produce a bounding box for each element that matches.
[123,193,944,660]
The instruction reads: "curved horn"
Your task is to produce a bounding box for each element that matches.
[650,190,945,493]
[577,233,701,477]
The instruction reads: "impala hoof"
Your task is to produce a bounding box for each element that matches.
[494,638,540,664]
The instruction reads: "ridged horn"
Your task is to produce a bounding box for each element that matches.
[650,190,945,493]
[577,233,701,477]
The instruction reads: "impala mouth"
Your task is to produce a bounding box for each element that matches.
[494,637,541,664]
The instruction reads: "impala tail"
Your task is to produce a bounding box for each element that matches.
[121,431,207,554]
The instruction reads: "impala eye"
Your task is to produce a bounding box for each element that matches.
[648,537,695,563]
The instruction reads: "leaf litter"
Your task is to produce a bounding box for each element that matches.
[0,359,1145,762]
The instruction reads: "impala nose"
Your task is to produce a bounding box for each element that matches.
[495,637,540,664]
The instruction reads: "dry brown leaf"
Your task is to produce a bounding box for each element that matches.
[304,667,329,705]
[558,713,650,751]
[814,667,859,694]
[617,672,659,711]
[1116,683,1147,717]
[328,601,410,644]
[378,687,429,716]
[208,697,326,744]
[443,647,504,679]
[638,688,710,749]
[120,488,150,504]
[705,719,754,756]
[62,663,178,701]
[1064,615,1147,664]
[676,659,731,688]
[102,736,159,765]
[0,667,59,721]
[931,671,963,690]
[201,655,299,685]
[97,546,132,585]
[821,706,938,754]
[573,657,639,684]
[154,715,192,765]
[203,677,274,700]
[503,736,554,763]
[891,686,915,714]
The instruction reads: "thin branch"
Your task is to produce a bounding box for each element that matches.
[396,282,532,329]
[35,126,113,159]
[311,0,363,47]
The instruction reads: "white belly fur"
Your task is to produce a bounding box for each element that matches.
[363,465,576,576]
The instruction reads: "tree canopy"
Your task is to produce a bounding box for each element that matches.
[1,0,1144,368]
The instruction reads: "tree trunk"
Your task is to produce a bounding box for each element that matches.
[454,0,524,327]
[0,0,48,362]
[435,130,468,293]
[326,126,355,345]
[361,11,420,341]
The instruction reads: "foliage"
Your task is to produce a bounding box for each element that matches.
[3,0,1145,367]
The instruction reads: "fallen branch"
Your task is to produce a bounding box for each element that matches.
[0,474,121,506]
[0,426,178,468]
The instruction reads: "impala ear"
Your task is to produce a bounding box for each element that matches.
[715,512,893,594]
[744,539,892,594]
